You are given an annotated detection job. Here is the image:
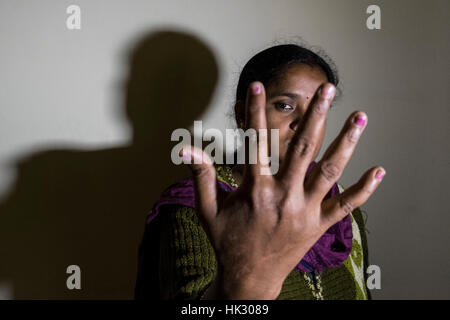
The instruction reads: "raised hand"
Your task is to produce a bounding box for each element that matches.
[180,81,384,300]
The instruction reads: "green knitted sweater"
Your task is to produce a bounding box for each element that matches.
[137,166,372,300]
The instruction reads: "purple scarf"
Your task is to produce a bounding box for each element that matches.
[146,161,353,273]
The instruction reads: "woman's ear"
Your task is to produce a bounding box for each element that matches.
[234,100,245,128]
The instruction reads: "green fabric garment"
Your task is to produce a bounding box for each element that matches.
[155,201,372,300]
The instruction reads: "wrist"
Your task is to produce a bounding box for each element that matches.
[206,267,282,300]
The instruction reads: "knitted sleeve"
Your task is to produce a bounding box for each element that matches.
[158,204,217,300]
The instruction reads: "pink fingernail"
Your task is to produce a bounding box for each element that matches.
[179,149,190,160]
[252,83,261,95]
[375,170,385,180]
[354,116,366,126]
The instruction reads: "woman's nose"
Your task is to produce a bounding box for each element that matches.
[289,108,305,131]
[289,103,308,131]
[289,117,300,131]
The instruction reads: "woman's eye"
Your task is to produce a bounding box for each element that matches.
[275,102,294,111]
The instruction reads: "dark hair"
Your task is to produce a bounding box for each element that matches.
[234,44,340,123]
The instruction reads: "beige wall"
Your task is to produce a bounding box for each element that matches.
[0,0,448,299]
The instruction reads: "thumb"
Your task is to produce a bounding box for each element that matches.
[180,146,218,228]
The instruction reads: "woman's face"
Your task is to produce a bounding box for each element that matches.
[253,64,329,165]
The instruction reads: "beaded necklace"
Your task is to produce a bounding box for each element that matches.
[215,164,325,300]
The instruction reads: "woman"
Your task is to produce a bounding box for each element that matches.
[135,44,385,300]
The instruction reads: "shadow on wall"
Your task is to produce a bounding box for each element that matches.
[0,30,219,299]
